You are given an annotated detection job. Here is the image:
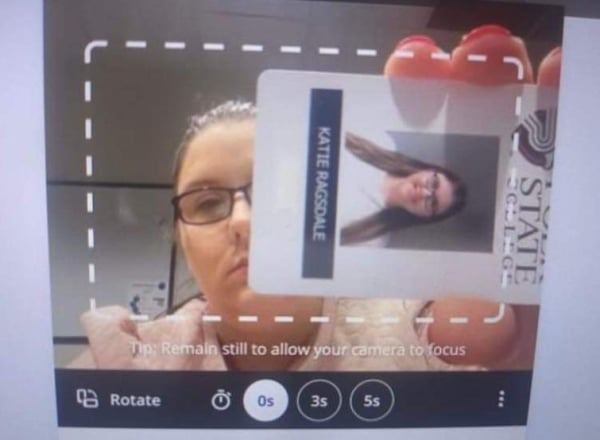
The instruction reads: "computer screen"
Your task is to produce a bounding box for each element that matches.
[1,1,599,439]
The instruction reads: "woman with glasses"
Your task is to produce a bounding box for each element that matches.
[340,132,467,246]
[167,101,326,370]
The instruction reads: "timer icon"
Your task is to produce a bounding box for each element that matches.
[211,389,232,411]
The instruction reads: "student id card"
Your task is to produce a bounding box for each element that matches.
[250,70,557,304]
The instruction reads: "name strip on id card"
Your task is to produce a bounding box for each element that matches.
[302,88,343,279]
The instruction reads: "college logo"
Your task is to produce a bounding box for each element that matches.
[516,108,557,170]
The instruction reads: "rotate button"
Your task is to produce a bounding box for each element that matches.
[349,379,395,422]
[243,379,288,422]
[296,379,342,422]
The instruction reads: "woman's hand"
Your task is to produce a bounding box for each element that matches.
[384,24,560,85]
[427,298,538,368]
[384,24,560,368]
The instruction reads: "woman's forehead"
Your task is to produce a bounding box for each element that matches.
[177,121,254,191]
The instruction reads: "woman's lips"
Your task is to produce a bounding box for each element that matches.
[228,258,249,280]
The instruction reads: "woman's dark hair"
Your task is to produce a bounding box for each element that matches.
[340,132,467,245]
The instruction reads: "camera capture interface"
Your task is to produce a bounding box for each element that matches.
[46,0,563,436]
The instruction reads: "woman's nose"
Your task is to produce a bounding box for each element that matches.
[410,187,431,205]
[228,194,251,244]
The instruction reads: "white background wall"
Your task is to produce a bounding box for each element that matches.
[526,15,600,439]
[1,1,599,439]
[0,1,58,438]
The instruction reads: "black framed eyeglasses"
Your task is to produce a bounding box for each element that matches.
[423,171,440,217]
[171,183,252,225]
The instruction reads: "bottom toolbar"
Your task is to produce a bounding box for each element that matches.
[56,370,531,429]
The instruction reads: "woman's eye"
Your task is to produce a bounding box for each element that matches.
[424,194,436,216]
[195,197,222,211]
[424,196,433,214]
[426,172,438,191]
[191,193,225,213]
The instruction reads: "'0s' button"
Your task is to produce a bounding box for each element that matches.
[243,379,289,422]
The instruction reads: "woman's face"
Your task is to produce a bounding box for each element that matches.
[383,170,456,217]
[176,119,254,313]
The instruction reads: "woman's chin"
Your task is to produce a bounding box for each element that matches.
[211,286,256,318]
[384,192,403,208]
[229,285,260,307]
